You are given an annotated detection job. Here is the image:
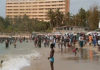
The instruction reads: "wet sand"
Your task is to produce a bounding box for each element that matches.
[21,46,100,70]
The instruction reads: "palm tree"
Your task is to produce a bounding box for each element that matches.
[63,12,71,26]
[0,17,5,32]
[47,9,56,29]
[55,9,64,26]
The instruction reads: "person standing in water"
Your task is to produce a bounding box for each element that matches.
[14,40,17,48]
[5,39,9,48]
[48,43,55,70]
[79,34,84,58]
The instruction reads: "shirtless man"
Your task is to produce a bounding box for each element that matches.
[48,43,55,70]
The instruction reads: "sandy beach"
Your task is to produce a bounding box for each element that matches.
[21,45,100,70]
[0,37,100,70]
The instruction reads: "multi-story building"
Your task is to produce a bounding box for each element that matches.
[6,0,70,21]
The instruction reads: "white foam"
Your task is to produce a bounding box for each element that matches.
[1,58,30,70]
[0,51,40,70]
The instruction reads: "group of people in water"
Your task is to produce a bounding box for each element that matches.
[33,33,100,54]
[32,32,100,70]
[0,33,100,70]
[1,33,99,53]
[0,37,26,49]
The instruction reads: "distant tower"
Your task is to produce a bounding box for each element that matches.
[65,0,70,13]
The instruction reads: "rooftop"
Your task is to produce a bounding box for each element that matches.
[6,0,65,2]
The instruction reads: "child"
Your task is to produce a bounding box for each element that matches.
[73,48,79,56]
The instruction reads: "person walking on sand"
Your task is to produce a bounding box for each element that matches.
[48,43,55,70]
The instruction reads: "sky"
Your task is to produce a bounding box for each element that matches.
[0,0,100,18]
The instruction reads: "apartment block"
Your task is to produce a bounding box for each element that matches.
[6,0,70,21]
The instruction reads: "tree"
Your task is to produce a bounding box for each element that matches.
[0,16,5,32]
[63,12,71,26]
[47,9,64,28]
[47,9,56,28]
[78,8,87,26]
[88,6,99,30]
[33,21,50,32]
[4,17,11,28]
[55,9,64,26]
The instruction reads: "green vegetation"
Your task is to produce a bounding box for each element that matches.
[48,6,100,30]
[0,6,100,33]
[0,15,50,33]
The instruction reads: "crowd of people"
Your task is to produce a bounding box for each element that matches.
[0,32,100,55]
[0,37,27,49]
[33,33,100,55]
[0,33,100,70]
[32,33,100,70]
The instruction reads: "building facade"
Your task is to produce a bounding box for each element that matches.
[6,0,70,21]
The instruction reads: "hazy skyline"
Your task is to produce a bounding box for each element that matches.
[0,0,100,18]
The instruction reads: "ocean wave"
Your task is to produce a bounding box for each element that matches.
[0,51,40,70]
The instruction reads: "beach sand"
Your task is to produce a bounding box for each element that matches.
[21,46,100,70]
[21,47,71,70]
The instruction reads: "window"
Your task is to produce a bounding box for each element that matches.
[39,8,44,10]
[45,1,50,3]
[52,1,56,3]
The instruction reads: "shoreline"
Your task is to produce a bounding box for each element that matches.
[21,48,50,70]
[21,44,100,70]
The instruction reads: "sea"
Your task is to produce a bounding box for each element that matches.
[0,41,40,70]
